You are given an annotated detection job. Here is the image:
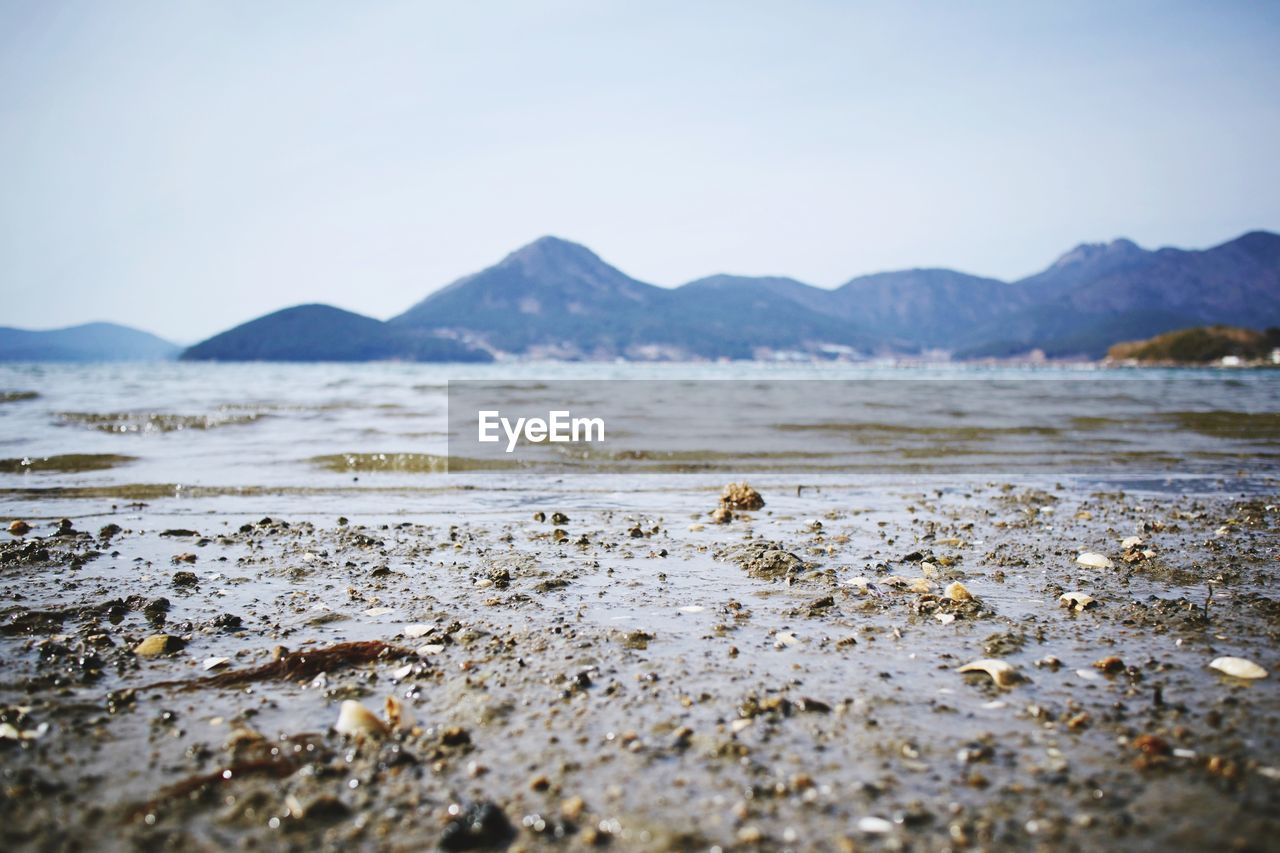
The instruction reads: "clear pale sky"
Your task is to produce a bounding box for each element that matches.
[1,1,1278,342]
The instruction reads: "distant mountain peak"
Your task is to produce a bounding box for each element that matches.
[500,236,606,273]
[1049,237,1144,270]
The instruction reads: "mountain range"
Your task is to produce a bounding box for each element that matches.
[184,229,1280,362]
[0,322,178,362]
[5,231,1278,362]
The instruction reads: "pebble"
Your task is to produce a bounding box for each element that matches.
[134,634,186,657]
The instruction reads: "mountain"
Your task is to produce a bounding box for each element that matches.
[184,229,1280,362]
[392,237,673,357]
[960,231,1280,357]
[1107,325,1280,363]
[393,238,871,358]
[827,269,1031,350]
[181,304,492,362]
[0,322,178,361]
[650,275,870,358]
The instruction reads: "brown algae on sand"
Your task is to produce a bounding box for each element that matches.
[0,453,137,473]
[56,411,265,433]
[310,452,523,473]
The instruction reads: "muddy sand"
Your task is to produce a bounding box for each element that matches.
[2,481,1278,851]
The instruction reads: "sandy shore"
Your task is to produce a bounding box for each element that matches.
[2,480,1278,851]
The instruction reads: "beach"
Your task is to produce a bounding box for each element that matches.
[1,363,1278,850]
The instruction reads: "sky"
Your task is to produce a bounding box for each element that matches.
[1,1,1278,343]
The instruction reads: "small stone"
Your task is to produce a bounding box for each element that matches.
[560,795,585,822]
[440,726,471,747]
[134,634,186,657]
[7,520,31,536]
[439,802,513,851]
[1093,655,1125,673]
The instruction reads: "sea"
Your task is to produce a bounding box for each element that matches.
[1,361,1278,523]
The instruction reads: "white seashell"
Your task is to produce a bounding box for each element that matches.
[679,605,705,613]
[844,576,872,590]
[1059,592,1097,611]
[687,523,705,532]
[944,581,972,601]
[730,718,753,733]
[774,631,801,649]
[384,696,415,732]
[1075,668,1101,681]
[1075,552,1113,569]
[1120,536,1144,550]
[935,613,956,625]
[416,643,445,656]
[402,624,432,639]
[202,656,231,671]
[920,561,938,577]
[857,816,894,834]
[363,607,394,617]
[474,578,493,588]
[1209,656,1268,679]
[392,664,414,680]
[334,700,386,737]
[957,659,1020,688]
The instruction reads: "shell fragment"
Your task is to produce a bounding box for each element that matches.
[1075,552,1114,569]
[1059,591,1097,611]
[958,658,1020,688]
[334,700,387,737]
[1209,656,1268,680]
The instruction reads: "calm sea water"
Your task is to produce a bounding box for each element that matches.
[1,362,1278,520]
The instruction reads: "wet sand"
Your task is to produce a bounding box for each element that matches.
[2,479,1278,851]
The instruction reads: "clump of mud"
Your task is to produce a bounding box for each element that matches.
[716,540,809,581]
[719,481,765,511]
